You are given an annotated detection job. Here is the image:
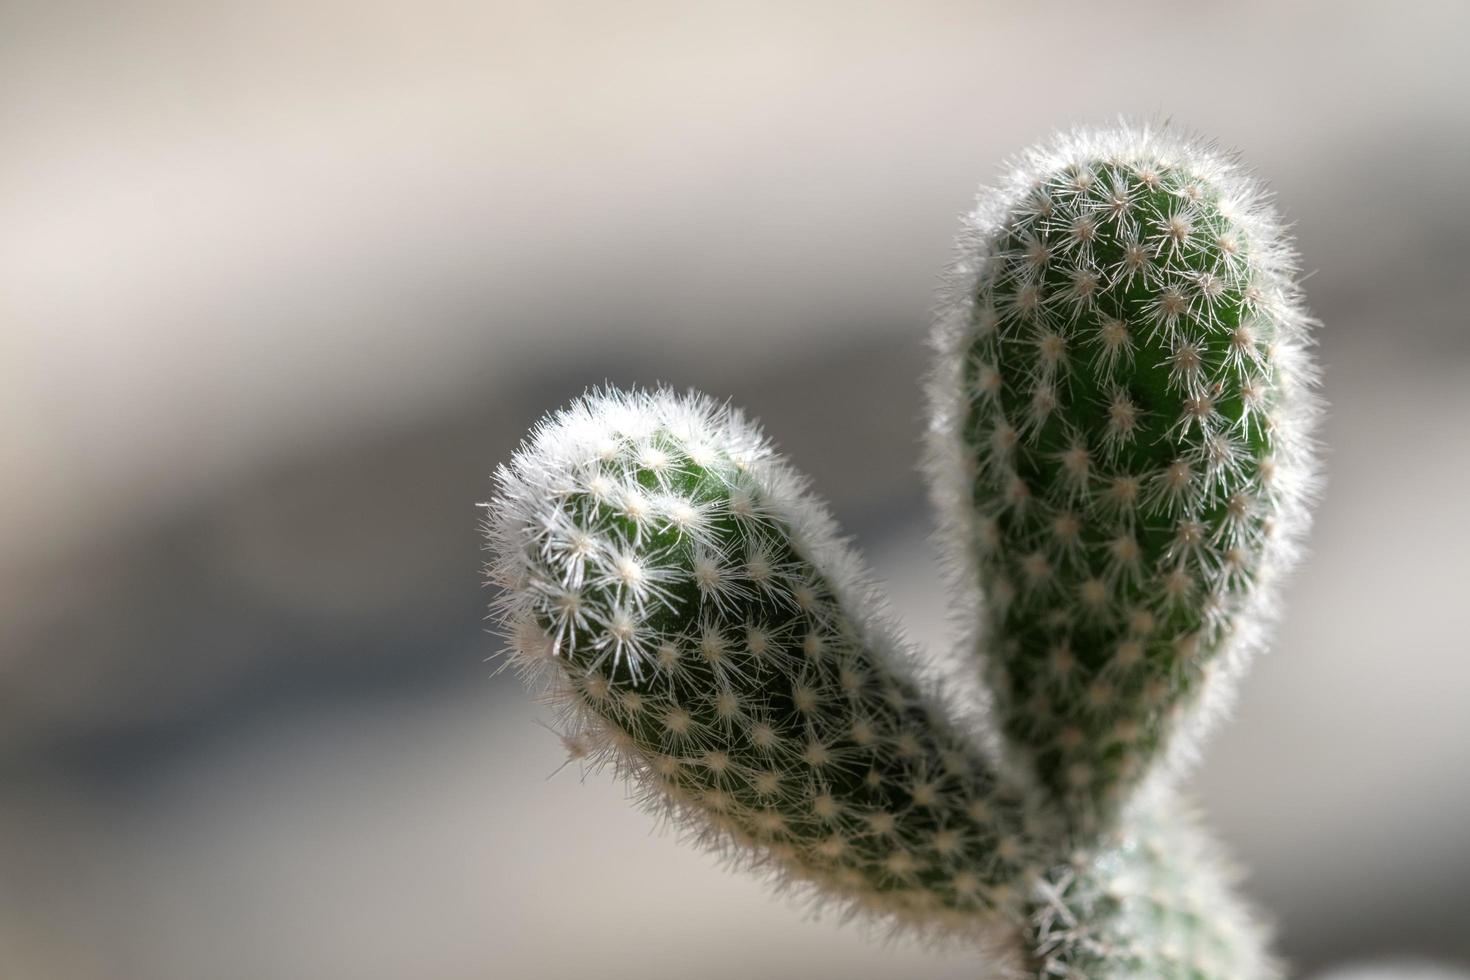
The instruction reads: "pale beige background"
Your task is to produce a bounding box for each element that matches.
[3,2,1468,978]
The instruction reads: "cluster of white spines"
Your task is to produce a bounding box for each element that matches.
[488,388,1044,933]
[927,123,1320,829]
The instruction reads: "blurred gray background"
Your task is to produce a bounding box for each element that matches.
[3,2,1468,978]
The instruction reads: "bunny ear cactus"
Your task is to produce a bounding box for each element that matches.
[485,123,1319,979]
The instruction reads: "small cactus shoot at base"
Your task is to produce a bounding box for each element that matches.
[485,123,1320,978]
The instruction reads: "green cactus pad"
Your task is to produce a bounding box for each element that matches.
[930,127,1317,830]
[489,389,1044,929]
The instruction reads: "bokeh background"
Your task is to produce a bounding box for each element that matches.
[3,2,1469,978]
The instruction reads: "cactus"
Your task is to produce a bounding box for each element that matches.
[484,123,1320,978]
